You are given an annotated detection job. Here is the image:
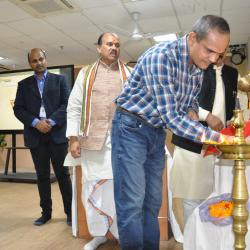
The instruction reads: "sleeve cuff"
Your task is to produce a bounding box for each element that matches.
[205,129,221,142]
[48,119,56,127]
[66,121,80,138]
[31,118,40,127]
[199,107,210,121]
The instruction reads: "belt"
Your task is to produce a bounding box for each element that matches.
[116,106,157,129]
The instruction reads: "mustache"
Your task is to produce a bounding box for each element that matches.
[110,50,117,55]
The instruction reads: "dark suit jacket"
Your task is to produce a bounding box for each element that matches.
[172,64,238,153]
[13,72,70,148]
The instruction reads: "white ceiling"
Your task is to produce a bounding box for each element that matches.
[0,0,249,71]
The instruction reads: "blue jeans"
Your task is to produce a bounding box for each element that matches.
[111,109,166,250]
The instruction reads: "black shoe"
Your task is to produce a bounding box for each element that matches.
[66,214,72,226]
[34,215,51,226]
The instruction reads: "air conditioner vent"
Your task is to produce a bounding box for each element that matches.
[9,0,80,17]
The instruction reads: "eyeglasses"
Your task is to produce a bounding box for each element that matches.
[105,42,120,48]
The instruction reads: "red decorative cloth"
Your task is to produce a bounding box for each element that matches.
[204,121,250,157]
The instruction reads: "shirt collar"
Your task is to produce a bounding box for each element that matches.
[183,34,203,76]
[99,59,118,70]
[213,64,224,71]
[181,35,189,61]
[34,70,48,82]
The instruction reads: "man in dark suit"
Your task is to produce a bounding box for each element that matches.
[13,48,72,226]
[170,55,238,231]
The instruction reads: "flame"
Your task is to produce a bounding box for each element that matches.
[218,134,234,145]
[219,134,226,144]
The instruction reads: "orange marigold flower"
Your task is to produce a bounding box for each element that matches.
[209,200,233,218]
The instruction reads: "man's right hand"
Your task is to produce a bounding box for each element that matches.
[69,137,81,158]
[35,119,52,133]
[206,113,224,131]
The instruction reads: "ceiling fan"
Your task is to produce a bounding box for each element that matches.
[105,11,165,41]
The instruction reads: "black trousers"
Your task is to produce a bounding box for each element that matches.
[30,135,72,217]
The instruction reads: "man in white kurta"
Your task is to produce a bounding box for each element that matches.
[66,33,130,250]
[169,56,238,241]
[184,73,250,250]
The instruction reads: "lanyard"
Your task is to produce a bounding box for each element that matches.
[37,79,46,118]
[37,79,44,98]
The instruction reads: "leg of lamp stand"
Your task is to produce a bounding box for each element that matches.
[232,159,249,250]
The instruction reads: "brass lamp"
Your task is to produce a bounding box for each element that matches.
[204,73,250,250]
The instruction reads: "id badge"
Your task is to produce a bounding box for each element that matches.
[39,105,46,118]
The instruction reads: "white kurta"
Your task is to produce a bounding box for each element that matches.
[66,63,121,180]
[170,147,215,199]
[166,148,184,243]
[169,65,228,243]
[81,132,113,182]
[170,65,225,199]
[64,134,117,238]
[65,62,126,238]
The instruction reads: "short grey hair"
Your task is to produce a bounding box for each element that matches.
[192,15,230,41]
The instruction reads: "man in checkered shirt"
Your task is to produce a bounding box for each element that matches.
[111,15,232,250]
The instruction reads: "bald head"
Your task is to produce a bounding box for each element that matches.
[97,32,119,46]
[28,48,47,77]
[27,48,46,63]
